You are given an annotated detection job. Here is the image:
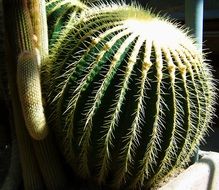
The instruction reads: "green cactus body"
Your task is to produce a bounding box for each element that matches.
[45,3,216,189]
[46,0,88,47]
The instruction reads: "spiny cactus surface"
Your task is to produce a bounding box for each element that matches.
[17,51,48,140]
[46,0,88,47]
[44,2,217,189]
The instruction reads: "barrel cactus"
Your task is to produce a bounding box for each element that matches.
[43,2,216,189]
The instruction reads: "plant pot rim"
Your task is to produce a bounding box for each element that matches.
[157,151,219,190]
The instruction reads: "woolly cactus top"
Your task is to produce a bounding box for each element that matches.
[44,2,216,189]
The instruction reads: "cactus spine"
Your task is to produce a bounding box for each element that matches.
[44,2,217,189]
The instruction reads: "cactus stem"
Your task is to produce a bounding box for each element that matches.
[17,51,48,140]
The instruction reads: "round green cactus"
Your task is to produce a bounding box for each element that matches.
[44,2,216,189]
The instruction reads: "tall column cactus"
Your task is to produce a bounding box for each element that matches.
[44,2,217,189]
[3,0,45,188]
[3,0,69,189]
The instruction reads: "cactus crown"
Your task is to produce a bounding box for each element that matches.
[43,1,217,189]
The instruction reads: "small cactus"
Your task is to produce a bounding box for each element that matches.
[44,2,217,189]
